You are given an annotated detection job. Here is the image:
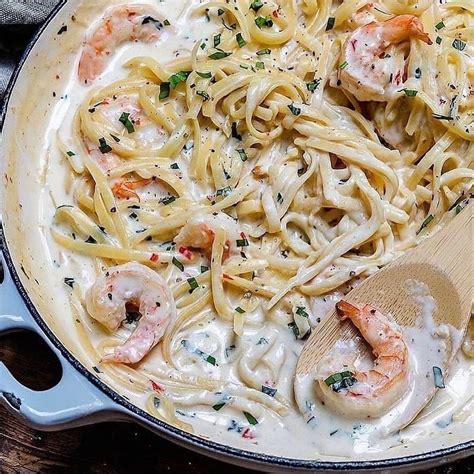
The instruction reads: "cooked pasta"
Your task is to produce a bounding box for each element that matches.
[51,0,473,459]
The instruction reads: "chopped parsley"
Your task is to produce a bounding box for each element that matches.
[306,78,321,92]
[163,19,170,26]
[339,61,348,70]
[250,0,263,11]
[196,71,212,79]
[255,61,265,70]
[401,88,418,97]
[212,402,226,411]
[216,186,232,196]
[452,39,466,51]
[296,306,309,318]
[288,321,300,338]
[170,162,180,170]
[169,71,191,88]
[172,257,184,271]
[324,371,357,392]
[187,277,199,292]
[64,277,75,288]
[159,82,170,100]
[435,21,445,30]
[196,90,210,101]
[57,25,67,35]
[119,112,135,133]
[287,103,301,116]
[98,137,112,154]
[110,134,120,142]
[160,196,176,205]
[66,150,76,157]
[416,214,434,235]
[208,49,232,60]
[206,355,216,365]
[255,16,273,28]
[236,237,249,247]
[243,411,258,425]
[236,32,246,48]
[256,48,271,55]
[231,122,242,140]
[235,306,245,314]
[237,149,248,161]
[325,17,335,31]
[201,265,209,273]
[433,366,445,388]
[262,385,277,397]
[213,33,221,48]
[436,36,442,45]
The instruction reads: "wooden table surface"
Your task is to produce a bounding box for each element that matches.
[0,331,472,473]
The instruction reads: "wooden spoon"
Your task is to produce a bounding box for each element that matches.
[296,200,472,423]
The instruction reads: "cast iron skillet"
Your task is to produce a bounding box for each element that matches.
[0,1,472,471]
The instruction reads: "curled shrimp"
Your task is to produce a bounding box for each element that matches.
[78,5,164,85]
[338,14,432,102]
[315,300,409,418]
[112,177,152,200]
[174,213,242,259]
[86,262,176,364]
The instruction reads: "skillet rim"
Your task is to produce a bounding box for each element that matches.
[0,1,472,470]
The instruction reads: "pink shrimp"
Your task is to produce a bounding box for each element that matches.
[338,14,432,101]
[315,300,409,418]
[86,262,176,364]
[78,5,164,85]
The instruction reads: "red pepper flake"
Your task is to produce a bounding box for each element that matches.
[150,380,163,392]
[150,253,159,263]
[242,428,255,439]
[272,10,279,18]
[179,246,193,260]
[223,273,234,281]
[350,39,357,51]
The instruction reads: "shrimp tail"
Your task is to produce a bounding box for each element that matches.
[384,14,432,45]
[336,300,360,321]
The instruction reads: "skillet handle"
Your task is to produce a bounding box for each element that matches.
[0,248,123,430]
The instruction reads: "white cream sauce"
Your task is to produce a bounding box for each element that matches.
[20,0,473,461]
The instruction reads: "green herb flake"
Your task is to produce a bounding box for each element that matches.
[436,36,442,45]
[64,277,75,288]
[339,61,348,70]
[187,277,199,292]
[98,137,112,154]
[416,214,434,235]
[163,19,170,26]
[255,61,265,70]
[170,162,180,170]
[169,71,191,89]
[452,39,466,51]
[255,16,273,28]
[200,265,209,273]
[213,33,221,47]
[217,8,225,16]
[160,195,176,205]
[433,366,445,388]
[66,150,76,157]
[208,50,232,60]
[196,71,212,79]
[153,397,161,409]
[288,321,300,338]
[235,306,245,314]
[110,134,120,142]
[455,204,463,214]
[435,21,445,30]
[142,16,163,29]
[287,103,301,116]
[119,112,135,133]
[216,186,232,197]
[306,78,321,92]
[236,238,249,247]
[236,32,246,48]
[256,48,271,55]
[243,411,258,425]
[296,306,309,318]
[196,90,210,101]
[250,0,263,11]
[212,402,225,411]
[159,82,170,100]
[261,385,277,397]
[237,149,248,161]
[325,17,335,31]
[172,257,184,271]
[401,88,418,97]
[206,355,217,365]
[324,371,357,392]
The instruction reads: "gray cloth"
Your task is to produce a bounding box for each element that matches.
[0,0,59,99]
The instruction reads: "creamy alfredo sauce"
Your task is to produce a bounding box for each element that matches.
[35,0,473,461]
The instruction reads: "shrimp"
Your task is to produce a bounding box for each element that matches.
[78,5,164,85]
[315,300,409,418]
[174,213,242,259]
[338,15,432,102]
[86,262,176,364]
[112,177,152,200]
